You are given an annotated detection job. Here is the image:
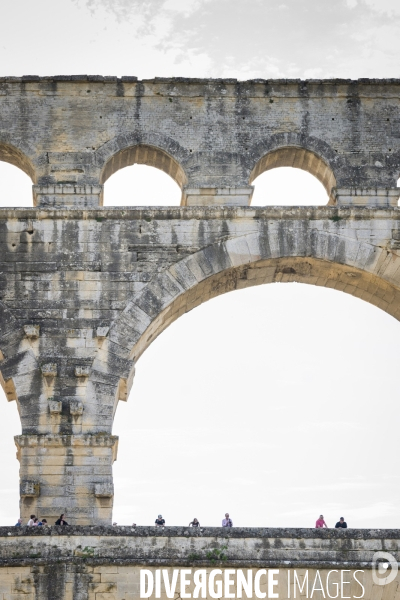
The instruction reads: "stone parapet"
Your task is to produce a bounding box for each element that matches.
[0,527,397,567]
[0,528,398,600]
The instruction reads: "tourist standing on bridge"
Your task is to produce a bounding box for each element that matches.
[222,513,233,527]
[315,515,328,528]
[335,517,347,528]
[14,519,22,527]
[189,518,200,527]
[55,513,69,526]
[155,515,165,526]
[27,514,35,526]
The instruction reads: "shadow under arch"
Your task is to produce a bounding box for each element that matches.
[248,134,339,204]
[0,141,36,182]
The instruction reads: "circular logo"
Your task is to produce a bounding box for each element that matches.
[372,551,398,586]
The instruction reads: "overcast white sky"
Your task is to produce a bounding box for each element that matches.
[0,0,400,528]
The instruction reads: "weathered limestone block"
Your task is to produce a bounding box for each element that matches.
[74,365,91,377]
[15,434,118,525]
[23,324,40,338]
[69,401,84,415]
[94,482,114,497]
[20,480,40,497]
[40,363,57,377]
[48,399,62,414]
[96,326,109,339]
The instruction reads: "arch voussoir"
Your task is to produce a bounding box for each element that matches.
[94,222,400,416]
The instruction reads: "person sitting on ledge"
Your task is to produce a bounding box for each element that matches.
[14,519,22,527]
[316,514,328,528]
[155,514,165,526]
[55,513,69,526]
[335,517,347,528]
[189,518,200,527]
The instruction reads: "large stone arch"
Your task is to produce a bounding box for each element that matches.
[95,132,188,192]
[91,223,400,413]
[0,138,37,182]
[248,133,341,204]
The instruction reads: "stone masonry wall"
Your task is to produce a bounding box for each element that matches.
[1,206,400,523]
[1,77,400,206]
[0,528,398,600]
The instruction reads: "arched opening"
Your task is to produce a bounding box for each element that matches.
[112,280,400,529]
[101,145,186,206]
[0,143,35,207]
[250,147,336,206]
[0,363,22,524]
[251,167,329,206]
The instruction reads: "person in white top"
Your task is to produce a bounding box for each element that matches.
[27,514,36,526]
[222,513,233,527]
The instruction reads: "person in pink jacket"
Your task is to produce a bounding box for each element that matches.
[316,514,328,528]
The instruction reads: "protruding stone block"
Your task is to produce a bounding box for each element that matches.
[96,326,109,339]
[48,399,62,414]
[41,363,57,377]
[94,483,114,498]
[70,401,84,416]
[74,365,90,377]
[20,480,40,497]
[0,375,17,402]
[23,324,40,339]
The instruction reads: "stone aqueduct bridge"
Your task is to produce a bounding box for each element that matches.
[1,77,400,526]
